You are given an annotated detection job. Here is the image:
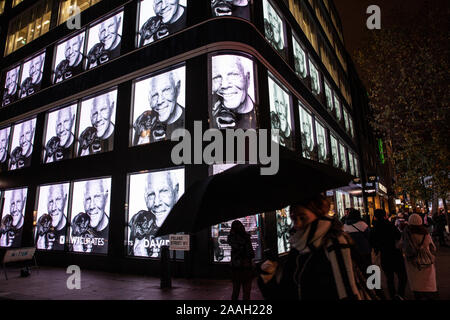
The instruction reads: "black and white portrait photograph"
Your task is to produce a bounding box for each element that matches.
[43,104,77,163]
[9,118,36,170]
[69,177,111,254]
[0,126,11,172]
[132,66,185,146]
[334,93,342,120]
[276,206,291,255]
[299,103,314,159]
[137,0,187,47]
[324,82,334,113]
[2,65,21,106]
[19,52,45,98]
[0,188,28,248]
[349,118,354,138]
[348,152,355,176]
[211,0,250,20]
[86,12,123,69]
[210,54,256,129]
[292,36,308,79]
[309,62,321,95]
[263,0,285,56]
[339,142,347,171]
[315,120,328,163]
[127,168,184,258]
[53,32,86,83]
[268,76,294,150]
[343,108,349,132]
[330,134,339,168]
[77,90,116,157]
[35,183,70,251]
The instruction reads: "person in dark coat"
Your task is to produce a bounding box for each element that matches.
[343,208,372,272]
[227,220,255,300]
[257,194,363,300]
[370,209,407,300]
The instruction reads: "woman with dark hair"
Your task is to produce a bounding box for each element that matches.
[227,220,255,300]
[343,209,372,272]
[258,194,363,300]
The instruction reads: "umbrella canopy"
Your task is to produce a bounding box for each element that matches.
[156,157,353,236]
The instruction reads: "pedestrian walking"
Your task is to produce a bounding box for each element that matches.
[227,220,255,300]
[395,212,408,232]
[434,209,448,247]
[370,209,407,300]
[343,208,372,272]
[401,214,438,300]
[257,194,365,300]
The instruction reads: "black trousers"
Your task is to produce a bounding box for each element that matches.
[231,267,253,300]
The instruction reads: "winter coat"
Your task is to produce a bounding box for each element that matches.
[370,219,404,271]
[343,219,371,255]
[227,231,254,269]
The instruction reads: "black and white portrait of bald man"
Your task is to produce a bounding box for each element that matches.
[263,0,285,55]
[292,36,308,79]
[86,12,123,69]
[132,66,185,146]
[330,135,339,168]
[54,32,86,83]
[127,168,184,258]
[315,121,328,163]
[35,183,69,251]
[77,90,116,157]
[9,118,36,170]
[268,76,294,150]
[138,0,187,47]
[334,93,342,120]
[339,142,347,171]
[44,104,76,163]
[211,0,250,19]
[299,104,314,159]
[211,54,257,129]
[324,82,334,113]
[0,127,11,172]
[19,52,46,98]
[309,62,321,95]
[0,188,28,248]
[2,66,20,106]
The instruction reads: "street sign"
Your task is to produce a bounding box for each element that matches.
[3,247,36,263]
[169,234,190,251]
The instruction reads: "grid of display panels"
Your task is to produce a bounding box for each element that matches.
[0,187,29,248]
[210,164,263,263]
[126,167,185,259]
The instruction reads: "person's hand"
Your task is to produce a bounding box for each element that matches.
[259,260,278,284]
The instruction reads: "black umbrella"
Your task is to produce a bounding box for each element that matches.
[155,157,353,236]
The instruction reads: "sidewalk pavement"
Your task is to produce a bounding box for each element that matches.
[0,247,448,300]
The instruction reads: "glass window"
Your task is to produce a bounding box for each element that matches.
[292,36,308,79]
[58,0,102,25]
[34,182,70,251]
[1,188,28,248]
[330,134,339,168]
[210,53,257,130]
[12,0,23,7]
[315,120,328,163]
[137,0,187,48]
[210,0,250,19]
[299,102,314,159]
[68,177,111,254]
[9,118,37,171]
[0,0,5,14]
[276,206,292,255]
[5,0,53,55]
[131,64,186,146]
[19,51,46,99]
[324,81,333,113]
[76,89,117,157]
[268,74,295,150]
[309,62,320,95]
[263,0,286,57]
[43,104,78,163]
[0,126,12,173]
[53,31,87,83]
[288,0,318,53]
[2,65,21,106]
[126,167,185,258]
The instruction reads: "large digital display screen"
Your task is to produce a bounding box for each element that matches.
[348,151,355,176]
[210,164,263,263]
[0,126,11,172]
[53,31,86,83]
[210,54,256,129]
[268,75,294,150]
[43,104,77,163]
[19,51,46,99]
[309,62,321,95]
[315,120,328,163]
[34,183,70,251]
[324,81,334,113]
[292,36,308,79]
[132,65,185,146]
[343,108,349,132]
[211,0,250,20]
[137,0,187,47]
[276,206,292,255]
[339,142,347,172]
[0,188,28,248]
[126,168,185,258]
[9,118,36,170]
[76,89,116,157]
[69,177,111,254]
[263,0,285,56]
[330,134,339,168]
[2,65,21,106]
[299,102,314,159]
[334,93,341,120]
[86,11,123,70]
